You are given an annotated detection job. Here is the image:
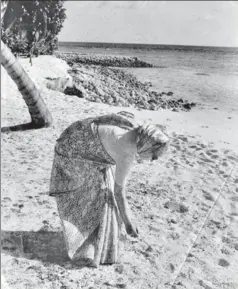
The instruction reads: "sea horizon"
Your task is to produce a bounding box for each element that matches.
[58,41,238,52]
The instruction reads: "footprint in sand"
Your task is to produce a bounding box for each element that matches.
[222,236,232,247]
[1,197,12,207]
[169,263,175,273]
[202,189,215,201]
[227,155,238,162]
[177,136,188,142]
[221,246,232,255]
[196,149,223,168]
[210,154,219,160]
[188,145,197,149]
[170,231,180,240]
[3,197,12,202]
[200,158,214,164]
[164,200,189,213]
[1,233,23,257]
[209,149,219,154]
[207,168,215,174]
[185,159,194,167]
[198,280,214,289]
[205,149,220,160]
[221,161,228,167]
[218,170,230,179]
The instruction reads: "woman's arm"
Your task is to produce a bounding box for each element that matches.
[114,158,138,238]
[114,182,138,238]
[98,124,138,236]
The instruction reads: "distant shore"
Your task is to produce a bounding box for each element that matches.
[54,51,153,68]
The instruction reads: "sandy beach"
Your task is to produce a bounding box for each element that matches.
[1,55,238,289]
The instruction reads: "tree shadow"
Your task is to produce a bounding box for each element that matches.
[1,122,50,133]
[1,230,73,267]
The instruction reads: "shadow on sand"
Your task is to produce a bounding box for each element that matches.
[1,230,72,267]
[1,122,50,133]
[1,230,99,269]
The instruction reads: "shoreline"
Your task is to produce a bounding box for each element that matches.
[2,54,237,152]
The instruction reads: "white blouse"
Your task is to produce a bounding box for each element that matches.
[98,124,137,186]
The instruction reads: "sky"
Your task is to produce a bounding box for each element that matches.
[59,1,238,47]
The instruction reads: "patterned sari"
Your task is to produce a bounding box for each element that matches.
[49,113,135,265]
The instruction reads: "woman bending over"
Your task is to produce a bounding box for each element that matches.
[49,111,169,267]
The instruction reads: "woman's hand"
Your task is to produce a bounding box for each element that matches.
[114,182,139,238]
[125,222,139,238]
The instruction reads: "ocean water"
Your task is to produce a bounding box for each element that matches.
[59,42,238,112]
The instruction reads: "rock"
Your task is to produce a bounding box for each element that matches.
[64,84,84,98]
[45,75,73,92]
[182,102,196,110]
[218,258,230,267]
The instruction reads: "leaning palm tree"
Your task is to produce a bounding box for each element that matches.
[1,0,52,131]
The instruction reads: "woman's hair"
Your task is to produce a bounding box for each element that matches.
[136,123,169,155]
[116,111,135,119]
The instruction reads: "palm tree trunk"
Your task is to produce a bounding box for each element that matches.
[1,40,53,128]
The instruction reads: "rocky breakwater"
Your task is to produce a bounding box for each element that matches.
[53,52,196,111]
[65,64,196,111]
[55,52,153,68]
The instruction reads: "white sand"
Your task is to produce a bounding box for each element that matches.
[1,56,238,289]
